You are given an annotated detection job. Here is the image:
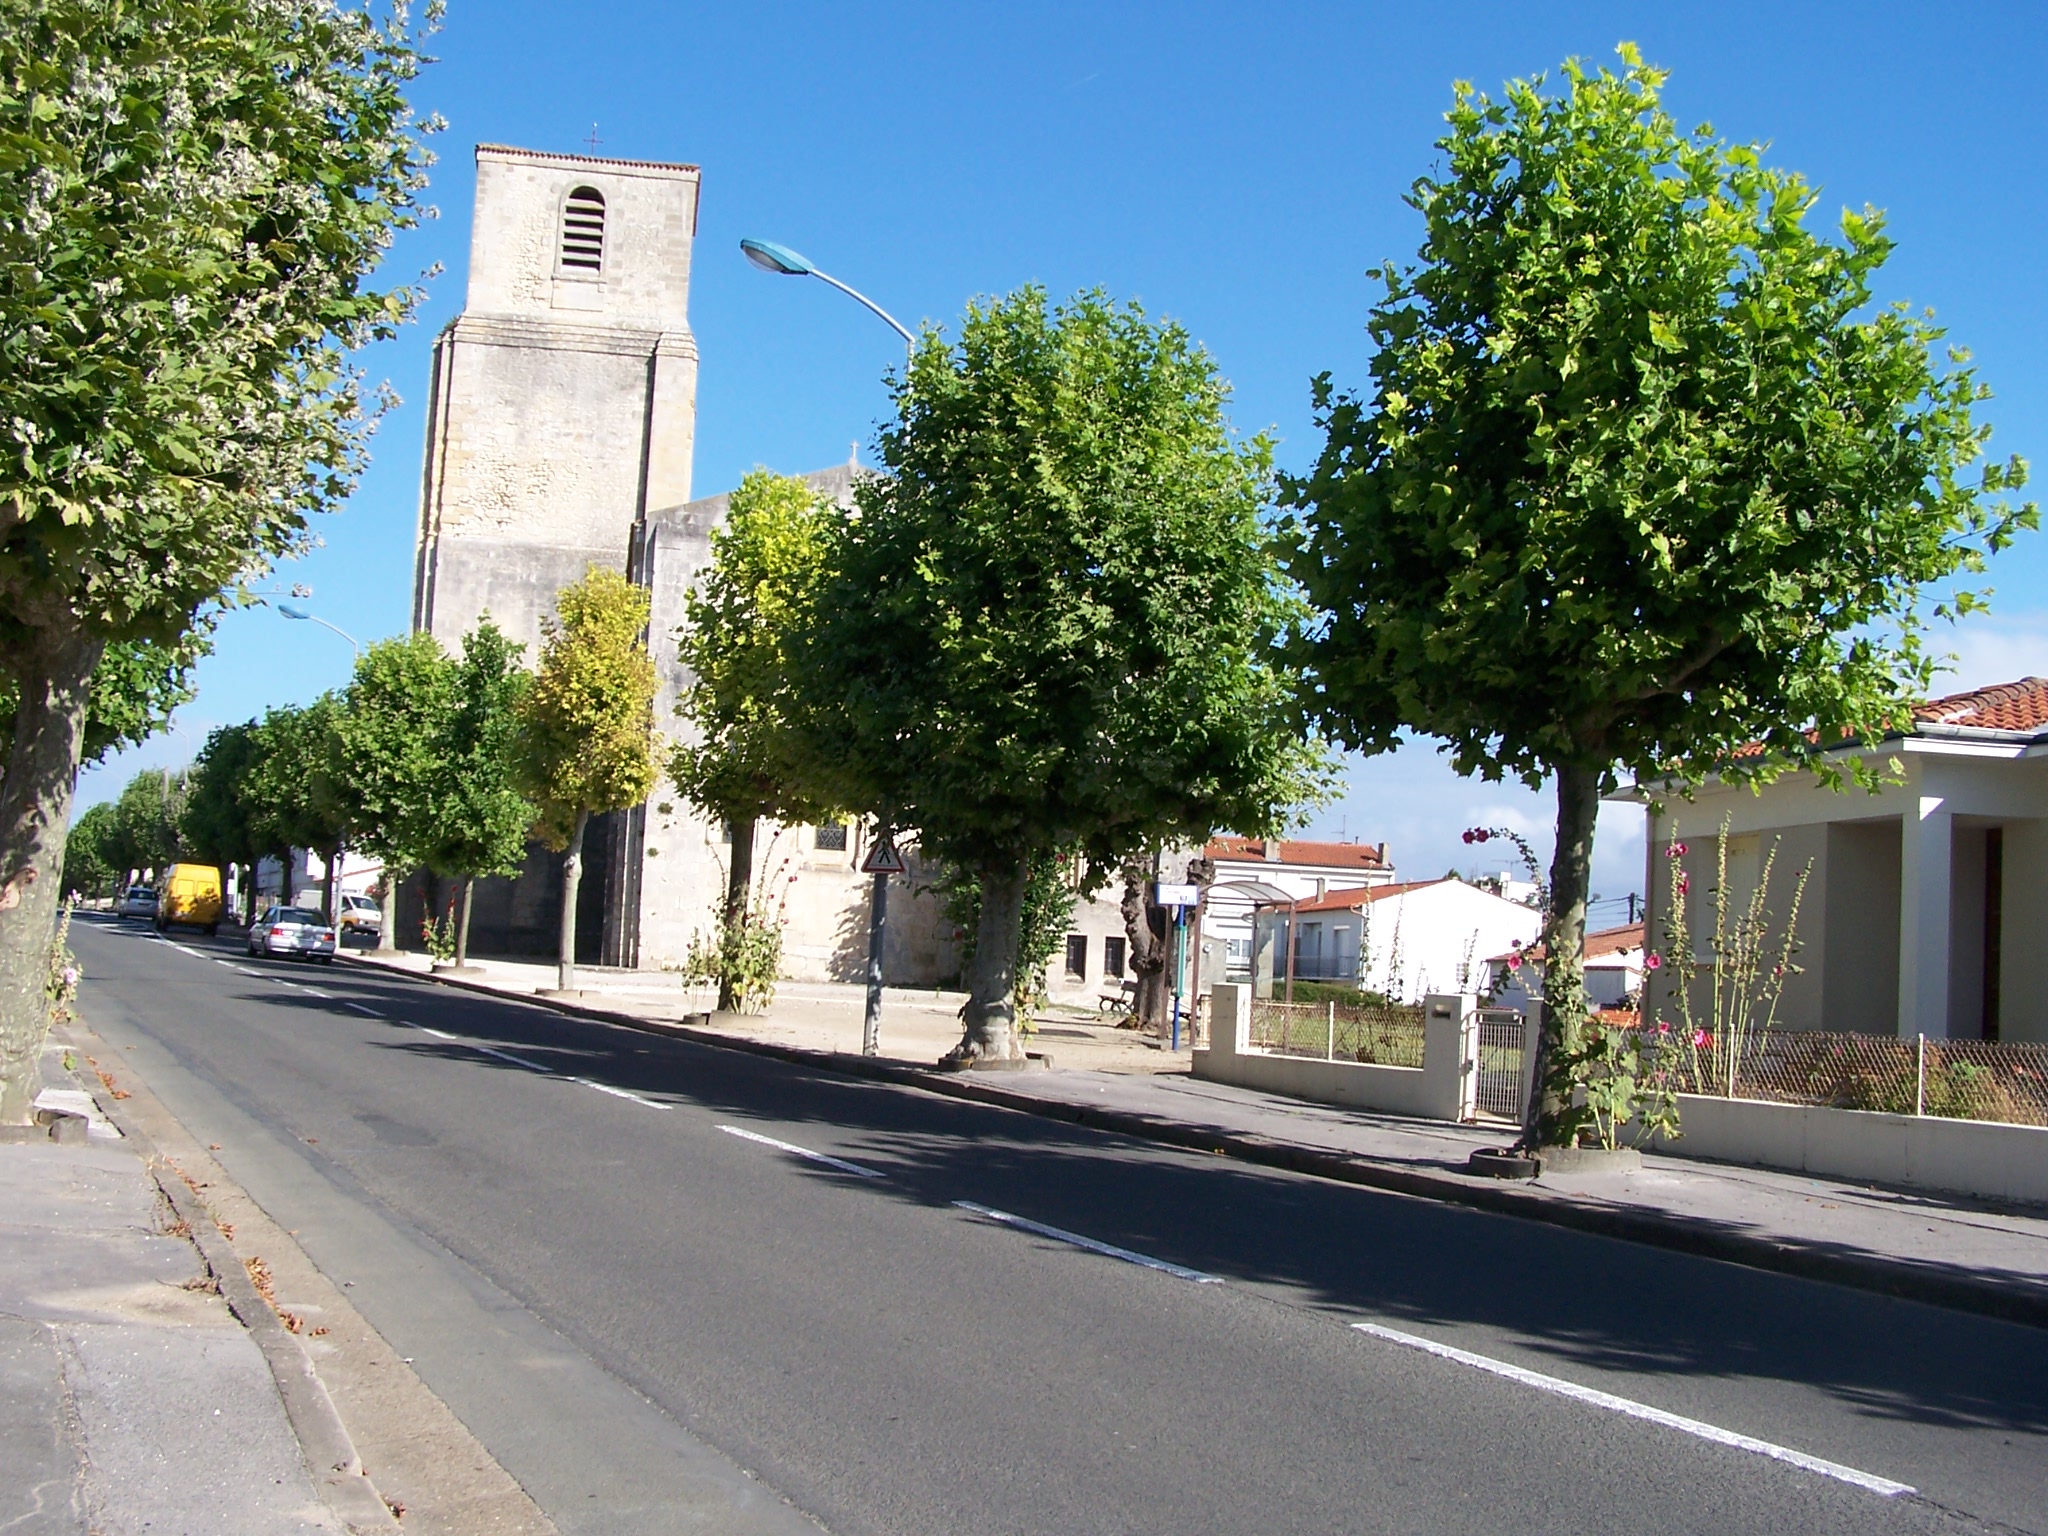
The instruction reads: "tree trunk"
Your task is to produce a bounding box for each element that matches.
[277,849,294,906]
[1120,857,1169,1033]
[456,876,475,968]
[720,814,755,1012]
[0,629,105,1124]
[322,843,340,924]
[375,871,398,953]
[1524,761,1602,1149]
[950,854,1027,1062]
[557,810,589,993]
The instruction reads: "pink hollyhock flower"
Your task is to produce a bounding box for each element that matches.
[1461,830,1475,844]
[1676,874,1689,896]
[1666,841,1688,859]
[1644,953,1662,971]
[1657,1021,1671,1035]
[1693,1028,1712,1049]
[1506,954,1522,971]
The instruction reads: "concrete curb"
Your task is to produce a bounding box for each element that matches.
[352,955,2048,1332]
[68,1059,400,1533]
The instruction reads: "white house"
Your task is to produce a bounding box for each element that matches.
[1486,922,1647,1012]
[1626,676,2048,1043]
[1251,876,1542,1002]
[1201,836,1396,980]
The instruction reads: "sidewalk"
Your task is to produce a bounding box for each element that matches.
[2,1046,380,1534]
[360,950,2048,1329]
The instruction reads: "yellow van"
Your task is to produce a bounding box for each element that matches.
[155,864,224,936]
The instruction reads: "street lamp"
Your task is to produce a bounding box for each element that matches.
[741,234,913,1059]
[275,602,360,660]
[740,238,915,348]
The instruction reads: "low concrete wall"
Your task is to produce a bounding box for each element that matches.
[1193,985,1469,1122]
[1653,1094,2048,1206]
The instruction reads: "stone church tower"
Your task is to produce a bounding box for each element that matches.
[412,144,700,653]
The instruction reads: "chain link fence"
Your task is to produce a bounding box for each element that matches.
[1249,1000,1427,1068]
[1669,1028,2048,1127]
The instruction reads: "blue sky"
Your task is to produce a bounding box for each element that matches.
[82,1,2048,924]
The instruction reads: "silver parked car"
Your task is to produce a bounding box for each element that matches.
[117,885,157,919]
[247,905,338,964]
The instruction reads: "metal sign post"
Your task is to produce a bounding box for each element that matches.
[860,831,906,1056]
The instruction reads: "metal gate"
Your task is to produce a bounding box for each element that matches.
[1473,1008,1528,1122]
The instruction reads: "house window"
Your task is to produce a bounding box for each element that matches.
[1103,935,1127,978]
[813,822,848,852]
[560,186,606,272]
[1064,935,1088,979]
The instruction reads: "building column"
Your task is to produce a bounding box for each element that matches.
[1898,797,1953,1040]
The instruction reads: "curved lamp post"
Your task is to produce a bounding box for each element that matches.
[276,602,360,660]
[740,235,913,1058]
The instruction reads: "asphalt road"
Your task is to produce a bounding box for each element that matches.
[68,914,2048,1535]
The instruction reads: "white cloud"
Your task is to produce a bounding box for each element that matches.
[1930,608,2048,693]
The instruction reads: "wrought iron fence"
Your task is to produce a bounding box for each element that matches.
[1473,1008,1528,1122]
[1249,1000,1426,1067]
[1668,1028,2048,1127]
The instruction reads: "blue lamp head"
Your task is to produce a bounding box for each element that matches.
[740,237,815,277]
[277,602,310,620]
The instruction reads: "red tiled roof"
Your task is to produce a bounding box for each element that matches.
[1913,677,2048,733]
[1256,878,1454,914]
[1728,676,2048,761]
[1487,922,1644,966]
[1206,836,1391,871]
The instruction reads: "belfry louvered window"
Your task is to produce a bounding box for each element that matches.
[560,186,606,272]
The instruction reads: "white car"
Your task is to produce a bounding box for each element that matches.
[247,905,338,964]
[337,893,383,942]
[118,885,157,919]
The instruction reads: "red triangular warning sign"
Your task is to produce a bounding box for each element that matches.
[861,838,907,875]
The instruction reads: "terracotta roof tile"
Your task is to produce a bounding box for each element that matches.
[1205,836,1391,871]
[1912,677,2048,733]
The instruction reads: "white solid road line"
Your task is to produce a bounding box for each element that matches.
[344,1002,384,1017]
[574,1077,668,1110]
[718,1124,886,1179]
[952,1201,1224,1285]
[417,1026,456,1040]
[1349,1322,1913,1498]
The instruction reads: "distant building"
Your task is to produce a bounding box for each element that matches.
[1250,876,1541,1001]
[1485,922,1646,1012]
[1200,837,1396,980]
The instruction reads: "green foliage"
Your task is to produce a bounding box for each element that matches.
[336,632,456,875]
[422,618,532,883]
[58,802,118,897]
[1579,1020,1684,1151]
[1283,45,2033,1141]
[247,698,349,865]
[0,0,439,661]
[419,895,457,963]
[680,899,786,1015]
[1285,44,2033,797]
[0,628,214,768]
[44,901,78,1024]
[182,721,265,877]
[110,768,191,877]
[803,287,1328,881]
[515,567,660,850]
[671,470,839,831]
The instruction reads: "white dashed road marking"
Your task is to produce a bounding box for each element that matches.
[1349,1321,1913,1497]
[718,1124,886,1179]
[344,1002,384,1018]
[573,1078,667,1110]
[951,1201,1222,1284]
[470,1044,551,1073]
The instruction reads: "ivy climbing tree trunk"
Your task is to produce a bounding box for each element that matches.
[0,630,105,1124]
[556,810,590,994]
[1525,761,1602,1148]
[721,815,756,1013]
[953,856,1027,1063]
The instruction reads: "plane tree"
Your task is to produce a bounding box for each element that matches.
[797,287,1328,1064]
[1283,47,2034,1147]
